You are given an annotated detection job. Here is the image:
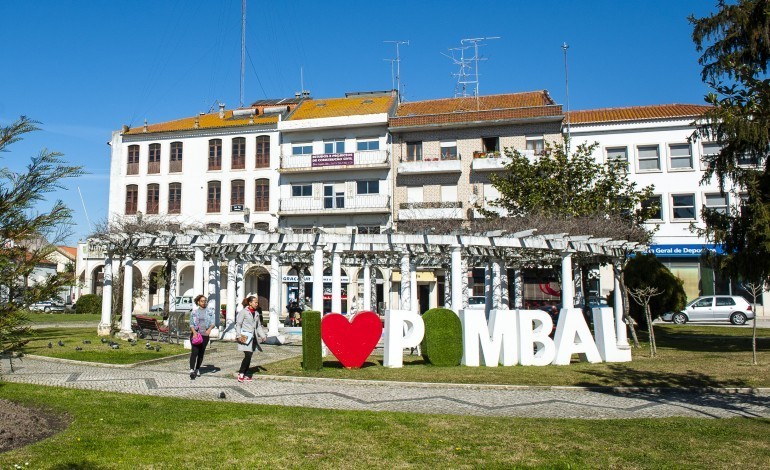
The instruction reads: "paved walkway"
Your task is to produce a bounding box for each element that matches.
[3,343,769,420]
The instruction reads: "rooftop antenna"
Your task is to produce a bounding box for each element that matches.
[239,0,246,107]
[385,40,408,103]
[563,42,571,155]
[77,186,93,231]
[443,37,498,103]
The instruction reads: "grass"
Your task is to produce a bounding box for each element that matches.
[25,312,101,324]
[261,324,770,388]
[0,382,768,469]
[22,328,187,364]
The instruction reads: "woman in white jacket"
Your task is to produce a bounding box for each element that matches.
[235,295,267,382]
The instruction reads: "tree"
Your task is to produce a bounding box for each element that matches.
[0,117,83,370]
[623,254,687,329]
[690,1,770,298]
[741,279,765,365]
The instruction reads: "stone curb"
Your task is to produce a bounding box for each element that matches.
[20,352,193,369]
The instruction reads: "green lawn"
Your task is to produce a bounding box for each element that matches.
[261,324,770,388]
[23,327,187,364]
[26,312,101,324]
[0,383,768,469]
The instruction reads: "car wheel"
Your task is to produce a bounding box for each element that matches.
[44,307,50,313]
[730,312,747,325]
[672,312,687,324]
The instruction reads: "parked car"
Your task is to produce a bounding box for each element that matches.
[467,296,486,309]
[29,299,65,313]
[662,295,754,325]
[150,296,194,313]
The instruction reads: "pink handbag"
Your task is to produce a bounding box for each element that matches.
[191,332,203,345]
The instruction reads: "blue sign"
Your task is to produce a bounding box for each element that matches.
[645,244,725,258]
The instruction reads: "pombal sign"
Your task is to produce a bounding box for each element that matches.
[382,307,631,368]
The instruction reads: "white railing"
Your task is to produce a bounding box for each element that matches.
[281,150,389,169]
[279,194,390,212]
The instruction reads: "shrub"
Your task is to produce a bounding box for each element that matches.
[75,294,102,315]
[623,254,687,328]
[301,310,322,371]
[420,308,463,366]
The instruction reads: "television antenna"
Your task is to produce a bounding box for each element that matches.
[384,40,408,103]
[239,0,247,107]
[443,36,499,99]
[563,42,572,155]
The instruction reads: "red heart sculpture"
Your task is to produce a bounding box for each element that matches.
[321,311,383,369]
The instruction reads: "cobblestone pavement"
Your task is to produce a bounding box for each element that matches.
[3,342,769,420]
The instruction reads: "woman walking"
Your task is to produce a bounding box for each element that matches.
[235,295,267,382]
[189,294,216,380]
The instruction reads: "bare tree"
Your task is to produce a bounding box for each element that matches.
[628,286,663,358]
[741,279,765,366]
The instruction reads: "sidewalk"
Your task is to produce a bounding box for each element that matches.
[3,345,769,420]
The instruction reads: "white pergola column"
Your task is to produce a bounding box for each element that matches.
[208,256,220,326]
[500,264,509,309]
[98,255,112,336]
[168,259,177,302]
[331,251,342,313]
[492,259,503,310]
[614,262,630,349]
[312,244,324,313]
[410,261,417,314]
[513,269,523,308]
[362,260,372,311]
[400,250,411,310]
[120,255,135,338]
[268,254,280,335]
[224,255,237,340]
[461,255,469,309]
[561,252,575,309]
[236,259,245,301]
[193,246,204,296]
[450,246,462,312]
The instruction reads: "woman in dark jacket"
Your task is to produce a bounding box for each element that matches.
[189,294,216,380]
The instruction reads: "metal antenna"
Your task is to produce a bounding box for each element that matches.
[240,0,246,108]
[77,186,93,231]
[385,40,408,103]
[443,37,499,101]
[563,42,571,155]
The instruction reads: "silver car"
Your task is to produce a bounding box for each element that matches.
[662,295,754,325]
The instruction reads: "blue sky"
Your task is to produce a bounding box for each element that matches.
[0,0,717,245]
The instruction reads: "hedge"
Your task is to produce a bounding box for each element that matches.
[301,310,322,370]
[75,294,102,315]
[421,308,463,366]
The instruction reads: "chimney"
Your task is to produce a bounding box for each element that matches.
[219,103,226,118]
[122,124,129,133]
[143,119,148,133]
[295,92,301,98]
[194,117,200,129]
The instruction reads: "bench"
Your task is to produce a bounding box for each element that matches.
[134,314,169,341]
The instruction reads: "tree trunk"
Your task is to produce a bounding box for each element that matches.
[752,298,758,366]
[645,302,656,358]
[619,269,640,348]
[163,258,172,314]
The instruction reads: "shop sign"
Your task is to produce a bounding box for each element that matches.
[645,244,725,258]
[282,275,349,283]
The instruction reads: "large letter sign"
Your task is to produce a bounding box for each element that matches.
[592,306,632,362]
[320,311,382,369]
[460,309,518,367]
[383,309,425,368]
[518,309,557,366]
[552,307,602,365]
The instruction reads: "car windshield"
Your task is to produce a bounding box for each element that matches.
[686,297,706,307]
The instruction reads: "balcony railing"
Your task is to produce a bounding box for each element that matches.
[147,161,160,174]
[399,201,462,210]
[279,194,390,214]
[126,162,139,175]
[169,159,183,173]
[397,156,462,174]
[281,150,389,170]
[473,151,501,159]
[403,154,460,162]
[398,201,465,220]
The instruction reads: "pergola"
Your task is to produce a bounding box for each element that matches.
[92,230,639,345]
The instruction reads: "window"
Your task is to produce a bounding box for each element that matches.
[715,297,736,307]
[207,181,221,213]
[255,136,270,168]
[324,139,345,154]
[231,179,245,207]
[170,142,183,172]
[357,180,379,194]
[229,222,244,232]
[637,145,660,171]
[671,194,696,220]
[704,193,728,214]
[292,142,313,155]
[406,141,422,161]
[642,195,663,221]
[254,222,270,231]
[292,184,312,197]
[324,185,345,209]
[606,147,628,168]
[208,139,222,170]
[357,139,379,151]
[526,138,544,156]
[357,225,381,234]
[441,184,458,202]
[440,140,458,160]
[255,179,269,211]
[701,142,720,169]
[148,143,161,174]
[168,183,181,214]
[482,137,499,153]
[232,137,246,169]
[146,184,159,214]
[127,145,139,175]
[407,186,423,203]
[125,185,138,214]
[669,143,693,170]
[738,152,761,167]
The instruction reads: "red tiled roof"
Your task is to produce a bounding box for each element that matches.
[287,95,396,120]
[124,110,280,135]
[58,246,77,259]
[568,104,712,125]
[390,91,562,128]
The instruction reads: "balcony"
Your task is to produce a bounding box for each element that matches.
[398,201,465,220]
[471,149,536,171]
[397,155,462,175]
[279,194,391,215]
[280,150,389,173]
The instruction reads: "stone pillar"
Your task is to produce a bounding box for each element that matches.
[492,259,503,310]
[168,259,178,302]
[98,255,112,336]
[236,259,245,301]
[370,264,378,312]
[461,256,469,309]
[363,260,372,311]
[500,265,509,309]
[513,269,523,308]
[400,250,411,310]
[614,262,630,349]
[561,252,575,309]
[443,265,452,309]
[410,261,418,314]
[268,254,280,335]
[193,246,204,296]
[331,252,342,313]
[208,256,220,326]
[312,244,324,313]
[119,255,135,338]
[224,256,237,340]
[451,246,462,312]
[297,264,307,309]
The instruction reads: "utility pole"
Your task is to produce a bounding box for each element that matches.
[240,0,246,108]
[563,42,571,155]
[385,40,409,103]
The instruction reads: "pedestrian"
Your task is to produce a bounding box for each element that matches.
[236,295,267,382]
[189,294,216,380]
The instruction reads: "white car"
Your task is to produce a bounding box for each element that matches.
[467,296,487,309]
[150,296,194,312]
[662,295,754,325]
[29,300,65,313]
